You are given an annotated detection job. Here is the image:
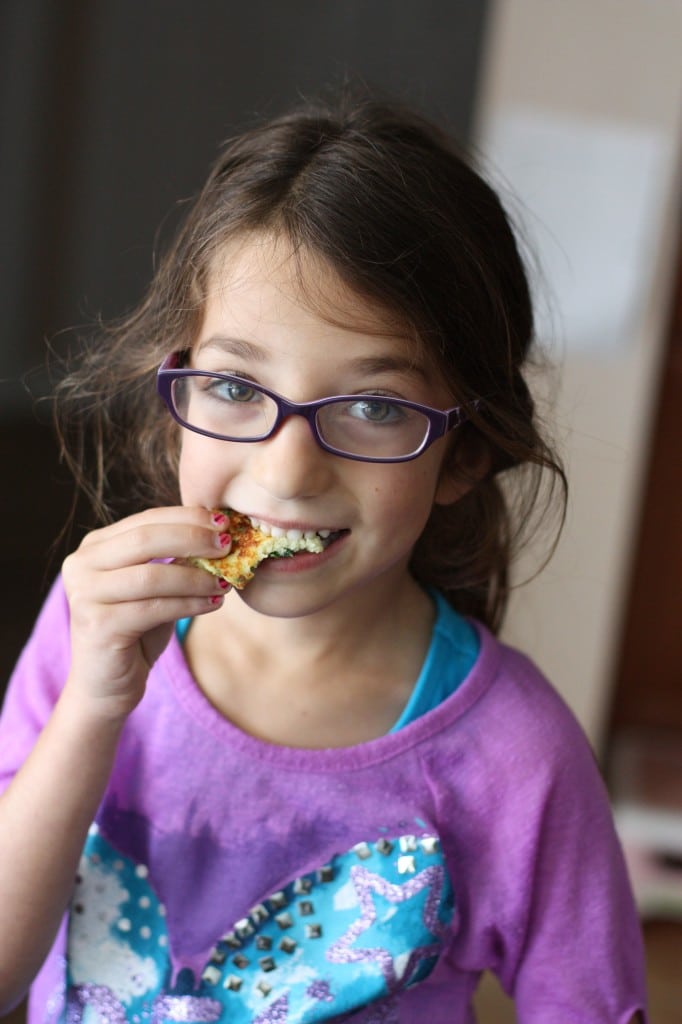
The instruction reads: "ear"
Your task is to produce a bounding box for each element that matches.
[434,438,491,506]
[434,469,472,506]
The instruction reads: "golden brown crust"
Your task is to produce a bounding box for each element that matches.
[190,509,324,589]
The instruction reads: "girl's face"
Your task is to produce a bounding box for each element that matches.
[179,234,466,619]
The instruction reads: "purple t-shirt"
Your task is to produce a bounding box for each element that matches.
[0,577,648,1023]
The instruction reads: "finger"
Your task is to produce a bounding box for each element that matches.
[78,506,231,549]
[73,519,232,572]
[72,560,230,606]
[68,579,230,643]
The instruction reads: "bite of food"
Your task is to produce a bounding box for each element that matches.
[191,509,340,589]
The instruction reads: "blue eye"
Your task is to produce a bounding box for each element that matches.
[347,399,404,424]
[209,379,258,403]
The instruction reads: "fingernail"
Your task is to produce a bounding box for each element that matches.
[209,595,224,606]
[216,577,230,590]
[211,512,227,527]
[216,532,231,549]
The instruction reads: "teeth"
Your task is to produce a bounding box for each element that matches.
[249,517,270,536]
[249,517,334,540]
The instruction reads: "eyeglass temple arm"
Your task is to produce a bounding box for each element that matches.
[445,399,480,431]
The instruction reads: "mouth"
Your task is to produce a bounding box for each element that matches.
[246,515,347,550]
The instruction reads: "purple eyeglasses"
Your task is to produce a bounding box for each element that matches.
[157,353,475,463]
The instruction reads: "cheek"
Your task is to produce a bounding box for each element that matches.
[177,442,201,504]
[177,435,237,506]
[365,458,443,528]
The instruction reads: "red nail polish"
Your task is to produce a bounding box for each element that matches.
[211,512,227,527]
[218,533,231,548]
[217,578,229,589]
[209,595,224,606]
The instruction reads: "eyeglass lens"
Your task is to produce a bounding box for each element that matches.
[170,375,431,458]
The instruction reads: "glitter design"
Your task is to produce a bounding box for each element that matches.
[66,985,126,1024]
[252,994,289,1023]
[60,828,454,1024]
[306,980,334,1003]
[326,863,449,994]
[151,995,222,1023]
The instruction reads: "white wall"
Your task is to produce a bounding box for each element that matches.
[475,0,682,750]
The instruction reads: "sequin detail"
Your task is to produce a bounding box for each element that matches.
[61,829,454,1023]
[252,994,289,1023]
[326,864,448,995]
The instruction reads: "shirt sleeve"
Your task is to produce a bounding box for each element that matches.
[431,646,649,1023]
[0,576,71,795]
[507,731,649,1023]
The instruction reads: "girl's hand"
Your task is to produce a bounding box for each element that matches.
[61,506,231,718]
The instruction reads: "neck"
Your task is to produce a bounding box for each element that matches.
[221,570,428,668]
[184,573,436,747]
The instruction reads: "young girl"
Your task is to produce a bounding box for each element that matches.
[0,95,647,1023]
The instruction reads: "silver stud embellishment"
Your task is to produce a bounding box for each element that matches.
[397,855,416,874]
[201,966,221,986]
[234,918,254,939]
[250,903,269,925]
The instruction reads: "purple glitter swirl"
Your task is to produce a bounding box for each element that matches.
[66,985,126,1024]
[305,979,334,1003]
[252,993,289,1023]
[151,995,222,1023]
[326,864,446,994]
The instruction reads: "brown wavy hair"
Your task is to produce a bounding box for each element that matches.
[55,92,567,632]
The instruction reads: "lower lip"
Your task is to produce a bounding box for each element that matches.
[257,532,349,576]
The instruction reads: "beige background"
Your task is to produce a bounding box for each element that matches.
[476,0,682,751]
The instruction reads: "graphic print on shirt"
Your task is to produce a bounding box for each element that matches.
[57,824,455,1024]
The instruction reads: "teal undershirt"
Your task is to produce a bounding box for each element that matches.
[175,590,479,734]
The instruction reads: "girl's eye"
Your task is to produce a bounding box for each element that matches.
[209,378,258,403]
[347,399,404,424]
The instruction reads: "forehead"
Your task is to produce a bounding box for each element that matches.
[200,232,420,355]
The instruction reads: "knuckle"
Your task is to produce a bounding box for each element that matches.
[182,525,213,557]
[132,560,157,593]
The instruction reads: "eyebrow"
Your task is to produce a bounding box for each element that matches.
[195,336,268,361]
[195,335,429,383]
[342,355,429,383]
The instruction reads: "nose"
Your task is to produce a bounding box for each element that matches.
[247,413,333,500]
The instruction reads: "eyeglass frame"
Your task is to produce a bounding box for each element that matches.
[156,352,478,464]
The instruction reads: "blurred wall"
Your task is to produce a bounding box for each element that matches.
[476,0,682,750]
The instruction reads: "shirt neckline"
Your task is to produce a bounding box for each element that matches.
[159,599,501,773]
